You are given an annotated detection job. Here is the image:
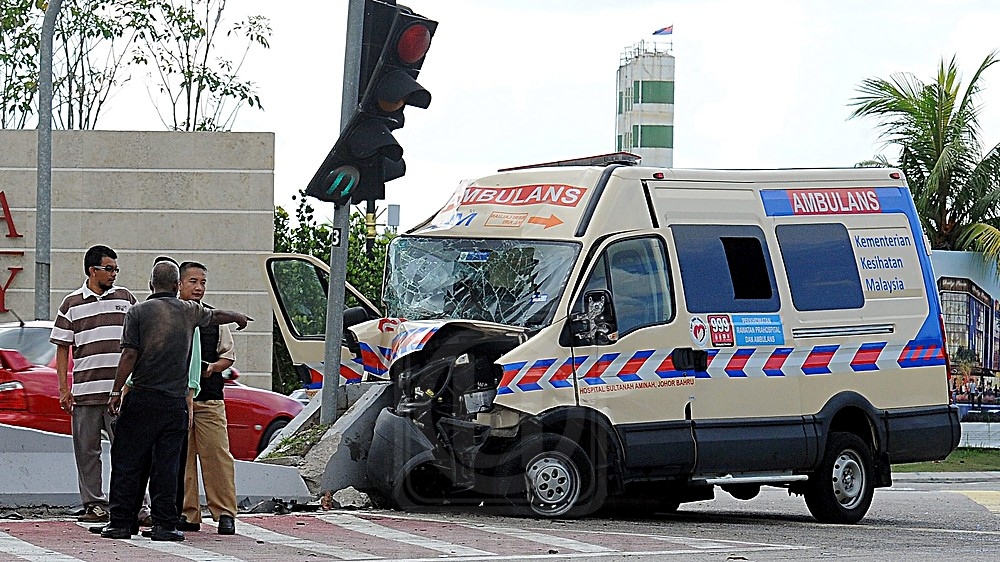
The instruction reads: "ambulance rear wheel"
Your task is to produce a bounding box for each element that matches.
[804,432,874,524]
[514,433,606,518]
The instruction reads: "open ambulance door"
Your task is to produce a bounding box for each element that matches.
[259,253,381,387]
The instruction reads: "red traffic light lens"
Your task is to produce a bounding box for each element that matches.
[378,99,406,113]
[397,24,431,65]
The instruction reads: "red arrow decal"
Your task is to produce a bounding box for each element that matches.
[527,214,563,229]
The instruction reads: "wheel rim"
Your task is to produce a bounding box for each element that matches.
[830,448,866,510]
[524,451,580,517]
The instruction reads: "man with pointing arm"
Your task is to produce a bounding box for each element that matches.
[96,261,251,541]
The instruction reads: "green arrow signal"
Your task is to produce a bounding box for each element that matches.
[325,165,360,198]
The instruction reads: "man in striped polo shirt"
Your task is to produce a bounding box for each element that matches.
[50,245,136,523]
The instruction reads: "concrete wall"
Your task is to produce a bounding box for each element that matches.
[0,423,310,507]
[0,130,274,389]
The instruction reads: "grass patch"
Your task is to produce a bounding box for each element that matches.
[893,447,1000,472]
[263,422,331,459]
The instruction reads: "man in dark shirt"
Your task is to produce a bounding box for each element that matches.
[97,261,250,541]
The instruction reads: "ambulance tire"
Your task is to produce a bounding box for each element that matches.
[804,432,875,524]
[511,433,607,518]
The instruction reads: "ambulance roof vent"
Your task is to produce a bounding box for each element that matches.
[498,151,641,172]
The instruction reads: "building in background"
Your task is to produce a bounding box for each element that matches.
[0,130,275,389]
[932,250,1000,413]
[615,40,675,167]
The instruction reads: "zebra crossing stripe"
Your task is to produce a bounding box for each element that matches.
[121,539,246,562]
[0,530,84,562]
[202,519,379,560]
[73,523,245,562]
[467,524,617,553]
[318,513,495,556]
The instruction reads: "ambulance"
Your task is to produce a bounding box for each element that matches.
[275,156,961,523]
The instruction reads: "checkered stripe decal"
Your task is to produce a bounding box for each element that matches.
[357,326,440,377]
[497,339,945,395]
[303,361,365,387]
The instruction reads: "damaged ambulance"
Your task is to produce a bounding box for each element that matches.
[273,157,961,523]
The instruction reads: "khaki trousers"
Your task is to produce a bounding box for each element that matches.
[182,400,237,522]
[71,403,116,508]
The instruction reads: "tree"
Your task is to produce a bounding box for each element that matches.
[274,192,393,306]
[2,0,146,130]
[0,0,40,128]
[849,52,1000,264]
[129,0,270,131]
[271,193,394,393]
[52,0,141,129]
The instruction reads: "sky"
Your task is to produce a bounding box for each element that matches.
[96,0,1000,231]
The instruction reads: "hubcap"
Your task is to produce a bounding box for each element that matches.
[525,451,580,517]
[831,449,865,509]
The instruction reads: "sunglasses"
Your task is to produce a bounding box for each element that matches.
[92,265,120,273]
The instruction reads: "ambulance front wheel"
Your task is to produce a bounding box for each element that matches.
[804,432,875,524]
[514,433,607,518]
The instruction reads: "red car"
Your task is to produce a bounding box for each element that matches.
[0,320,302,461]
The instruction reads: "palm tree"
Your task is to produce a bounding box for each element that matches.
[849,52,1000,262]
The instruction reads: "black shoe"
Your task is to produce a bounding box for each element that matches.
[149,526,184,542]
[93,524,139,535]
[217,515,235,535]
[100,526,133,539]
[140,529,152,538]
[178,519,201,532]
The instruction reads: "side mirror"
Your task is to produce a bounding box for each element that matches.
[343,306,374,354]
[343,305,373,329]
[344,328,361,355]
[570,290,618,346]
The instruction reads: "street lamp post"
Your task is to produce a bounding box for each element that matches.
[35,0,63,320]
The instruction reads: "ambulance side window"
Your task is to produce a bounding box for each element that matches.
[776,223,864,311]
[574,238,673,336]
[580,255,609,294]
[672,224,780,313]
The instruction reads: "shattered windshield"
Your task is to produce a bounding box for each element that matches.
[384,237,580,330]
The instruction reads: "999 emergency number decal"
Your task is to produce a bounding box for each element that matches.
[708,314,734,347]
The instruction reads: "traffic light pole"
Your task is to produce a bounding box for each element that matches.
[320,0,366,426]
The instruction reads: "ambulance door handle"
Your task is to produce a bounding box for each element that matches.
[671,347,708,372]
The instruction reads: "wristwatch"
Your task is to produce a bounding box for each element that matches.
[109,390,121,397]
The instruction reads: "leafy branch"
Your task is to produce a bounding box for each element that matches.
[129,0,270,131]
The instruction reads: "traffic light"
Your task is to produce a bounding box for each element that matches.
[306,2,436,206]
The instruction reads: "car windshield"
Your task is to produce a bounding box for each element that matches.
[383,237,579,330]
[0,326,57,366]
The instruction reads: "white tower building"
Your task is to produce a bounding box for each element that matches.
[616,40,675,167]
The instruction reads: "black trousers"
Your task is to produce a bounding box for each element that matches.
[176,426,188,522]
[108,389,188,530]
